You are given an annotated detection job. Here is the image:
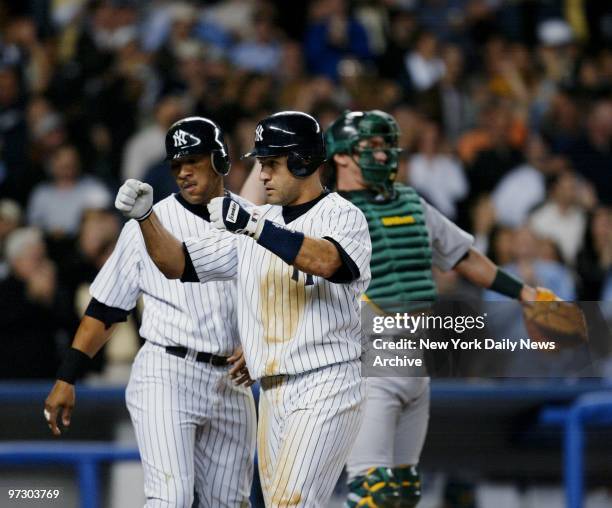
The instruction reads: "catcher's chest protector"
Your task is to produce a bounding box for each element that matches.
[346,184,437,313]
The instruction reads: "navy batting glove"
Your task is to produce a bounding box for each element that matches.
[208,197,264,238]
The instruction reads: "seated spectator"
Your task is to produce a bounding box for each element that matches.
[304,0,371,81]
[57,208,122,295]
[406,120,468,220]
[0,227,77,379]
[230,11,283,74]
[576,207,612,300]
[437,44,475,144]
[457,100,526,167]
[465,101,526,198]
[404,31,445,92]
[485,227,576,303]
[564,100,612,205]
[121,95,185,181]
[27,145,111,238]
[529,170,589,265]
[491,135,551,227]
[0,199,22,280]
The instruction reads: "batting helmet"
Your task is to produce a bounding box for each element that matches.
[165,116,230,175]
[325,110,401,188]
[242,111,326,177]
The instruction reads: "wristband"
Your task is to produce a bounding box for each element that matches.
[490,269,524,299]
[257,220,305,265]
[136,207,153,222]
[56,347,92,384]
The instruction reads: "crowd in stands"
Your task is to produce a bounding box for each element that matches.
[0,0,610,378]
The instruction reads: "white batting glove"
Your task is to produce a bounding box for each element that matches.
[115,179,153,221]
[208,196,264,239]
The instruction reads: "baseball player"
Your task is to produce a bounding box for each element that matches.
[44,117,256,508]
[323,110,561,507]
[114,111,373,507]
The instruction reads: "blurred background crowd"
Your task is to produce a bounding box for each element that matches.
[0,0,611,379]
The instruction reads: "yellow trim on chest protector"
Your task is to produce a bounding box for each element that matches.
[381,215,415,226]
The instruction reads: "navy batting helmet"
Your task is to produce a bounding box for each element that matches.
[242,111,326,177]
[165,116,230,175]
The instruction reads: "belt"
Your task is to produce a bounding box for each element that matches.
[165,346,229,367]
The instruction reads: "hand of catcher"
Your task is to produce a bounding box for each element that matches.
[208,197,264,239]
[44,380,75,436]
[115,179,153,221]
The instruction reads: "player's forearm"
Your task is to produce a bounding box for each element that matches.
[138,212,185,279]
[293,237,342,278]
[71,315,116,358]
[454,248,537,301]
[453,248,498,288]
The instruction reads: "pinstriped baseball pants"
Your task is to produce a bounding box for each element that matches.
[126,341,256,507]
[257,360,365,507]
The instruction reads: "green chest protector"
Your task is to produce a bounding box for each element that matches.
[345,184,437,313]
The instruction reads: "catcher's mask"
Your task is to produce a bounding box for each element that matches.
[325,110,402,191]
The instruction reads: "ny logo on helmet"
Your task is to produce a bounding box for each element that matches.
[255,125,264,142]
[173,129,201,148]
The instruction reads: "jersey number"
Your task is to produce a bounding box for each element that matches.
[292,267,314,286]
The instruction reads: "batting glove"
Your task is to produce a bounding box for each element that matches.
[208,197,264,239]
[115,179,153,221]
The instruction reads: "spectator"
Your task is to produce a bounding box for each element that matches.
[405,31,445,92]
[27,145,111,238]
[377,9,418,81]
[486,226,576,301]
[529,170,589,265]
[58,208,122,294]
[437,43,475,143]
[121,95,186,181]
[0,199,22,279]
[406,120,468,219]
[576,207,612,300]
[564,100,612,205]
[464,101,526,198]
[0,65,27,188]
[491,135,551,227]
[230,11,283,74]
[304,0,371,81]
[0,227,76,379]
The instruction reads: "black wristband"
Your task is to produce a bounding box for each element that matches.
[56,347,92,384]
[257,220,305,265]
[490,269,524,299]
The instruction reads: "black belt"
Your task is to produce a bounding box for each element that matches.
[165,346,228,367]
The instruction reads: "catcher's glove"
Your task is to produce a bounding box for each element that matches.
[522,288,587,347]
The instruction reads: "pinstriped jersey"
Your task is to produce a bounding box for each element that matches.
[184,192,372,379]
[90,193,246,355]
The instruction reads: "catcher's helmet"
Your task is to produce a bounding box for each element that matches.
[242,111,326,177]
[165,116,230,175]
[325,110,401,188]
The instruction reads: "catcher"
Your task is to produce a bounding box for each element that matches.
[321,110,586,507]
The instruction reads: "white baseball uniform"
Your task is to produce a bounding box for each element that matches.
[90,192,256,508]
[183,192,372,507]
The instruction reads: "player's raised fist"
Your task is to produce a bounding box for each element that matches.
[208,197,264,239]
[115,179,153,221]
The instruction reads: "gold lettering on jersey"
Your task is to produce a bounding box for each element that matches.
[381,215,415,226]
[259,254,308,345]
